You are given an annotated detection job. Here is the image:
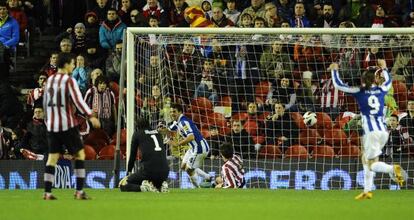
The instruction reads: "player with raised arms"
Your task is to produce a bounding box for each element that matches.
[330,59,407,200]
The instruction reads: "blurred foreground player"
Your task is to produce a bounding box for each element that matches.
[119,117,169,193]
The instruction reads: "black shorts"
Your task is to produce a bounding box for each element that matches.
[127,169,169,189]
[47,127,83,154]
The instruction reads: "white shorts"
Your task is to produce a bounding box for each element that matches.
[182,149,208,170]
[362,131,389,160]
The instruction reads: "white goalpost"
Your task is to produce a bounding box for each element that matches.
[123,27,414,189]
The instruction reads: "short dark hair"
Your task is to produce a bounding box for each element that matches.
[220,142,234,159]
[390,114,399,120]
[136,117,150,129]
[94,75,107,86]
[0,1,7,8]
[170,103,183,113]
[56,53,75,69]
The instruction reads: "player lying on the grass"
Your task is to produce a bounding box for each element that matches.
[330,60,408,200]
[119,117,169,192]
[42,53,101,200]
[215,142,245,188]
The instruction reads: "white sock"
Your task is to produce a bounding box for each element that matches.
[363,164,374,193]
[371,162,393,174]
[195,168,210,180]
[189,174,199,187]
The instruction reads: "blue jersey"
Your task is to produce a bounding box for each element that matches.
[332,69,392,133]
[169,114,209,154]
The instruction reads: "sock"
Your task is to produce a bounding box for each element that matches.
[195,168,210,180]
[363,164,374,193]
[74,160,85,191]
[371,161,393,174]
[44,165,55,193]
[189,173,199,187]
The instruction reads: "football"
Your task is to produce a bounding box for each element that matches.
[303,111,317,127]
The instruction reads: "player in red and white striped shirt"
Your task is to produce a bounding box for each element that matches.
[42,53,100,200]
[215,143,245,188]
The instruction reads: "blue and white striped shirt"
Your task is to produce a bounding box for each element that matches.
[331,69,391,133]
[169,114,209,154]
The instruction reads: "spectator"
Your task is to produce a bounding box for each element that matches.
[147,14,160,27]
[17,105,48,159]
[264,2,282,28]
[266,76,297,112]
[205,125,226,158]
[201,0,212,19]
[72,54,91,95]
[296,71,317,113]
[142,84,164,127]
[194,58,219,105]
[85,39,106,69]
[210,5,234,27]
[167,0,189,27]
[183,6,215,28]
[84,11,100,41]
[92,0,110,23]
[117,0,134,25]
[400,99,414,142]
[240,0,266,23]
[142,0,168,26]
[317,75,345,120]
[89,68,104,88]
[84,75,117,136]
[289,2,311,27]
[260,40,293,79]
[129,9,146,27]
[7,0,28,35]
[238,12,253,27]
[223,0,240,25]
[253,16,266,27]
[228,120,257,159]
[0,2,19,81]
[313,3,338,28]
[40,52,58,77]
[337,35,361,86]
[56,23,87,55]
[275,0,293,22]
[105,40,122,83]
[384,114,411,158]
[26,72,47,111]
[59,38,73,53]
[99,8,127,50]
[0,119,15,159]
[264,102,299,150]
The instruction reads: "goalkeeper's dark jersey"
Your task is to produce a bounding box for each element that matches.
[127,129,169,174]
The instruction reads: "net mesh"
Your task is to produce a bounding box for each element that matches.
[129,31,414,189]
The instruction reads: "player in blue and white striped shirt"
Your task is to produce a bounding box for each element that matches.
[167,103,211,187]
[331,60,407,200]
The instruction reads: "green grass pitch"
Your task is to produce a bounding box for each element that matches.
[0,189,413,220]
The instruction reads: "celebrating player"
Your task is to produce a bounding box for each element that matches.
[167,103,212,188]
[330,60,407,200]
[42,53,100,200]
[215,142,245,189]
[119,117,169,193]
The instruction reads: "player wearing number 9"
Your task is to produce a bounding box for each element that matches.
[330,60,407,200]
[119,117,169,192]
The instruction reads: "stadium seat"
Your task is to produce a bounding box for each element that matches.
[290,112,307,129]
[258,145,282,159]
[393,80,408,111]
[84,129,110,152]
[84,144,97,160]
[299,129,321,146]
[220,96,232,107]
[232,112,249,122]
[286,145,308,159]
[323,128,348,152]
[200,128,211,139]
[255,81,271,98]
[333,113,352,129]
[98,145,115,160]
[252,135,265,144]
[339,145,360,157]
[258,111,271,121]
[191,97,213,114]
[111,129,127,146]
[312,145,335,158]
[243,120,259,136]
[315,112,333,133]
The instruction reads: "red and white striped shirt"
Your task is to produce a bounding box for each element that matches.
[221,154,245,188]
[320,78,344,108]
[43,73,92,132]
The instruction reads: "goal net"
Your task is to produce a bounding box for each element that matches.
[124,27,414,190]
